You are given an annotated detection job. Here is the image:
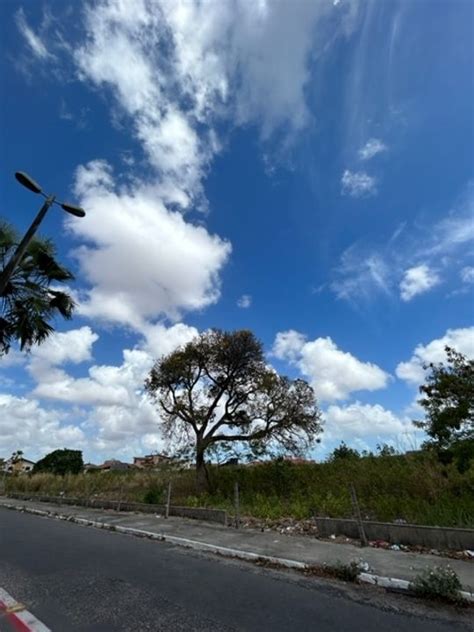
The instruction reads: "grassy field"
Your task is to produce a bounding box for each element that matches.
[5,452,474,527]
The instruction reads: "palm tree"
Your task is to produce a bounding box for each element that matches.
[0,221,75,355]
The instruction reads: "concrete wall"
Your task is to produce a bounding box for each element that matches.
[314,517,474,550]
[7,493,228,526]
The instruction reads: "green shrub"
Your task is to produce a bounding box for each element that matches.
[143,486,163,505]
[326,561,360,582]
[410,565,464,603]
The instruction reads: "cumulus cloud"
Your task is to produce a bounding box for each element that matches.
[141,322,198,359]
[396,327,474,385]
[341,169,377,197]
[323,401,409,440]
[68,161,231,329]
[20,323,201,459]
[0,394,85,460]
[399,264,440,301]
[358,138,387,160]
[237,294,252,309]
[273,330,389,401]
[29,327,98,368]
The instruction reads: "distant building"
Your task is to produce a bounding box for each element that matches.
[133,454,175,469]
[98,459,130,471]
[83,463,100,472]
[3,457,35,474]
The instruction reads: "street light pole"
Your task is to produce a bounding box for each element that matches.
[0,195,55,295]
[0,172,85,296]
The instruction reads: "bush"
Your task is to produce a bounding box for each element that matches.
[33,449,83,476]
[143,485,163,505]
[326,561,360,582]
[328,443,360,461]
[410,565,464,604]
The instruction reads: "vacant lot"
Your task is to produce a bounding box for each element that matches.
[6,453,474,527]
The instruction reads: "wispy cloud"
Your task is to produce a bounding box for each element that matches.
[460,266,474,284]
[331,251,391,303]
[358,138,387,161]
[341,169,377,197]
[237,294,252,309]
[331,182,474,304]
[14,8,53,60]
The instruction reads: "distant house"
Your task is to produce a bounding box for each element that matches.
[83,463,100,472]
[133,454,175,469]
[3,457,35,474]
[98,459,130,472]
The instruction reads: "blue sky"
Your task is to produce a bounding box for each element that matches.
[1,0,473,464]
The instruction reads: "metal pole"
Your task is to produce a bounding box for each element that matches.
[0,195,55,295]
[165,480,172,519]
[234,481,240,529]
[349,483,368,547]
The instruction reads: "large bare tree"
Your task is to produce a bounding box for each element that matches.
[145,329,322,490]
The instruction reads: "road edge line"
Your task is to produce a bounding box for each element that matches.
[0,587,51,632]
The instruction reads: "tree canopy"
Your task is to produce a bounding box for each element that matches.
[0,222,75,355]
[415,346,474,471]
[145,329,322,489]
[33,449,84,476]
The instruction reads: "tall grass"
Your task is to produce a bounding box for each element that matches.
[6,453,474,527]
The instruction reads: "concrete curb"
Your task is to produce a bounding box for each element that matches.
[5,503,473,604]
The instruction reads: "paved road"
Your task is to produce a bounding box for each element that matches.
[0,509,469,632]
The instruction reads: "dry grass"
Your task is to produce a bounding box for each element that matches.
[6,453,473,527]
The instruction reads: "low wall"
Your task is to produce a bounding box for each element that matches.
[7,492,228,526]
[314,517,474,550]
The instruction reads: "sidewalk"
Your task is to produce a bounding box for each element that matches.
[1,497,473,597]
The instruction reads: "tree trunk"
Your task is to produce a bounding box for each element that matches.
[195,446,209,494]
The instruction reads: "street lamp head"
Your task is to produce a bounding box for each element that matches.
[15,171,42,194]
[61,202,86,218]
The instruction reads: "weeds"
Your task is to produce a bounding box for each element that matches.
[305,561,361,582]
[410,565,465,604]
[5,453,474,527]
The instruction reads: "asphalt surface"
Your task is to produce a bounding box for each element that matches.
[0,509,470,632]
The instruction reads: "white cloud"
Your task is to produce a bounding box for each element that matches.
[72,0,356,205]
[32,347,153,407]
[141,322,198,359]
[22,322,200,459]
[237,294,252,309]
[460,266,474,284]
[323,402,409,441]
[273,330,390,402]
[29,327,98,368]
[0,348,26,369]
[399,264,440,301]
[15,8,53,60]
[68,161,231,330]
[331,183,473,305]
[341,169,377,197]
[0,394,85,460]
[396,327,474,385]
[358,138,387,161]
[331,251,390,302]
